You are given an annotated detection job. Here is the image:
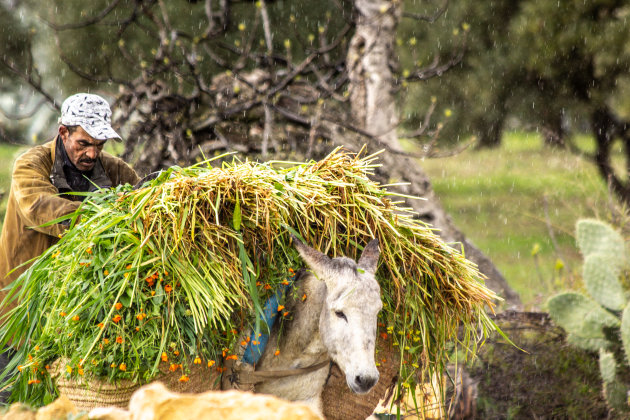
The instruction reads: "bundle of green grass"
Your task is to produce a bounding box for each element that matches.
[0,148,497,406]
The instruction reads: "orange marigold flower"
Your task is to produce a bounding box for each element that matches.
[17,365,22,372]
[115,302,123,310]
[27,379,41,385]
[103,338,110,344]
[194,357,201,365]
[135,327,140,331]
[277,305,285,312]
[288,267,295,273]
[60,311,67,317]
[161,352,168,362]
[103,270,109,276]
[164,270,169,276]
[245,336,250,343]
[179,375,189,383]
[151,291,156,296]
[274,350,280,356]
[281,280,289,285]
[256,281,262,286]
[34,346,39,351]
[78,368,84,376]
[282,311,289,317]
[28,354,33,361]
[169,364,178,372]
[112,315,122,323]
[72,315,79,321]
[86,248,93,254]
[207,360,215,367]
[164,284,173,293]
[252,341,259,346]
[264,284,272,290]
[136,313,146,320]
[97,322,104,329]
[301,294,307,301]
[119,363,127,371]
[174,350,179,356]
[240,340,247,346]
[226,355,238,361]
[380,332,388,340]
[45,365,50,370]
[126,264,132,270]
[110,363,116,368]
[116,336,123,344]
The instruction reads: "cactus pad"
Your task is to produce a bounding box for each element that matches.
[583,253,625,310]
[576,219,625,263]
[599,348,617,384]
[548,292,620,351]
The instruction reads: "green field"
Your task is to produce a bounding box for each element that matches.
[0,134,618,309]
[0,144,26,220]
[419,132,615,309]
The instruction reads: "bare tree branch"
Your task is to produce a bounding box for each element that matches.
[402,0,449,23]
[41,0,122,31]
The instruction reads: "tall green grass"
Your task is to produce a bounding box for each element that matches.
[419,132,615,309]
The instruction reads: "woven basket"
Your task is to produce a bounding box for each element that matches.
[52,359,221,412]
[321,340,400,420]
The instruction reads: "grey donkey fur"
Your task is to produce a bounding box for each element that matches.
[254,235,383,417]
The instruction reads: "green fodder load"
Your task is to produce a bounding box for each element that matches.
[0,148,498,406]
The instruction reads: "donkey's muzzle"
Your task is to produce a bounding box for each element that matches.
[352,373,379,394]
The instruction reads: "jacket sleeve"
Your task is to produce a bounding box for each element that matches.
[102,153,140,187]
[12,153,80,238]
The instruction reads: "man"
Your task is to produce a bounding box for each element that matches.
[0,93,139,309]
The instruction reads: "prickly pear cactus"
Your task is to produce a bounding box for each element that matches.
[548,219,629,414]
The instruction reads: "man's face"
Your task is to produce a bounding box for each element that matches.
[59,125,106,172]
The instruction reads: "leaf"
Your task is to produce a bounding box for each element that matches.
[233,193,241,232]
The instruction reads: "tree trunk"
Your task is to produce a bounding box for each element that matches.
[591,107,630,206]
[347,0,401,151]
[346,0,520,307]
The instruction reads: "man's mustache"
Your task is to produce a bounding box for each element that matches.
[79,158,96,165]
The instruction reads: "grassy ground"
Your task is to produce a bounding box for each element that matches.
[0,133,618,310]
[418,131,615,309]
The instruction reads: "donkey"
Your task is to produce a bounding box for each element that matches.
[247,235,383,417]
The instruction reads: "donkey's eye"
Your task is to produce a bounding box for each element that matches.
[335,311,347,322]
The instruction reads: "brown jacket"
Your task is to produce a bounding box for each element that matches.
[0,139,139,311]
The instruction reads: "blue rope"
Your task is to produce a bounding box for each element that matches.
[242,272,296,365]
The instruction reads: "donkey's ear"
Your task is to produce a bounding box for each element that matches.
[358,238,380,275]
[291,234,331,277]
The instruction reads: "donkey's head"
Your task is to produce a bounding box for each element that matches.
[292,235,382,394]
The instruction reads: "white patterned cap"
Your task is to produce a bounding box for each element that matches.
[59,93,121,141]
